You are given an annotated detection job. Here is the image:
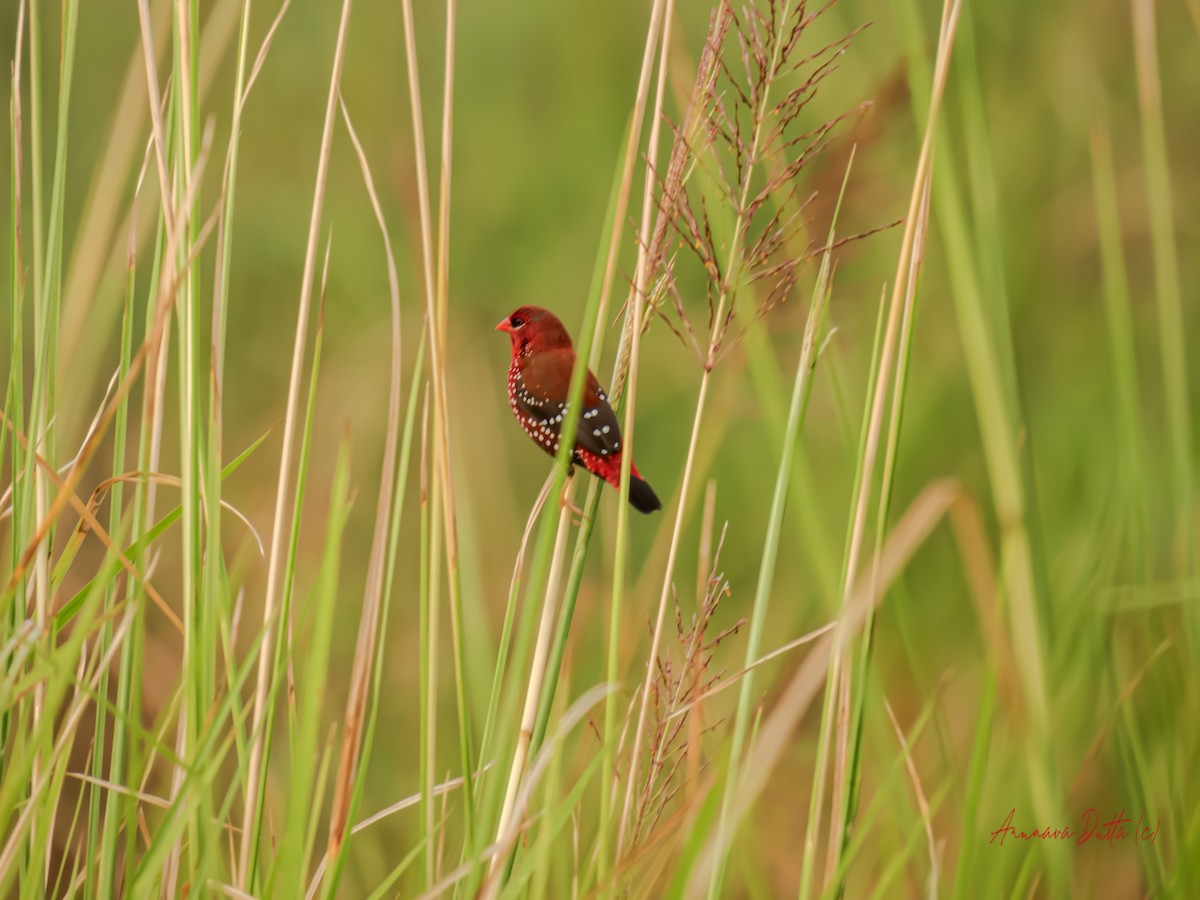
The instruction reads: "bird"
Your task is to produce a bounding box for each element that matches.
[496,305,662,514]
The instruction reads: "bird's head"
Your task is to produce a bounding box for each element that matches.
[496,306,573,358]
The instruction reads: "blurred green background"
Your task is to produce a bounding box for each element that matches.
[2,0,1197,894]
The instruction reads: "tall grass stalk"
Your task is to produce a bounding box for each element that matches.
[164,0,205,888]
[476,470,554,796]
[896,0,1064,890]
[619,0,802,860]
[201,0,257,866]
[129,0,182,879]
[398,0,476,856]
[833,176,931,890]
[237,0,355,884]
[486,487,575,892]
[708,150,854,900]
[86,59,132,900]
[830,40,969,879]
[3,0,28,882]
[800,2,960,894]
[1089,121,1150,574]
[26,0,43,314]
[1130,0,1192,582]
[27,0,79,883]
[417,381,436,888]
[318,94,408,897]
[257,253,327,889]
[104,164,165,899]
[272,436,354,899]
[90,243,136,897]
[7,0,63,885]
[598,0,673,881]
[485,0,671,883]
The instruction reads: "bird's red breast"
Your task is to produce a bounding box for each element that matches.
[496,306,661,513]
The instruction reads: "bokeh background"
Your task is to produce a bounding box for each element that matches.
[2,0,1197,895]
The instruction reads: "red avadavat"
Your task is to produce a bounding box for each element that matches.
[496,306,662,513]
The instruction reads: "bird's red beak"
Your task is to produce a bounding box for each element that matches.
[495,316,512,333]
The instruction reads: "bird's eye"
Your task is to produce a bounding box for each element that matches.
[510,315,525,328]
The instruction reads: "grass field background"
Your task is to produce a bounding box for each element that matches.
[1,0,1197,896]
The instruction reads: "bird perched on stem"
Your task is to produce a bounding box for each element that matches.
[496,306,662,514]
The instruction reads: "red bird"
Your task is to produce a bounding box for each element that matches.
[496,306,662,514]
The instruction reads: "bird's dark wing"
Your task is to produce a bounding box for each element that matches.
[572,377,623,460]
[515,350,624,459]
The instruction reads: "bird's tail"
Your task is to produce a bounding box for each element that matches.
[628,474,662,514]
[580,452,662,514]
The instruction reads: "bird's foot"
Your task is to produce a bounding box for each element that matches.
[560,496,587,526]
[559,475,586,526]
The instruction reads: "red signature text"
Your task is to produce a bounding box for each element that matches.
[988,808,1160,849]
